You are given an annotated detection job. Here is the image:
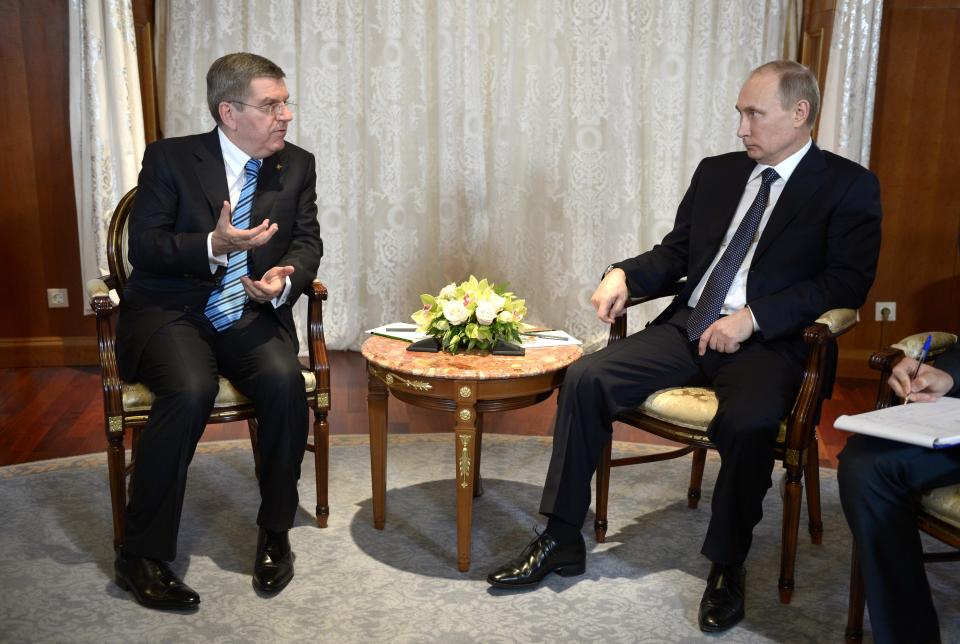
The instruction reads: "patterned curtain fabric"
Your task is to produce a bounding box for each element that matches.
[817,0,883,167]
[70,0,146,310]
[158,0,787,351]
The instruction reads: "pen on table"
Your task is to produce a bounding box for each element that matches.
[385,327,419,332]
[520,332,567,341]
[903,334,933,405]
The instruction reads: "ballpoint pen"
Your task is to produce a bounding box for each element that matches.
[903,334,933,405]
[520,332,567,341]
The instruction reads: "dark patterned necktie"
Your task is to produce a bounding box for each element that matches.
[686,167,780,341]
[204,158,261,331]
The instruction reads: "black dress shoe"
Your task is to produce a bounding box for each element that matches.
[698,563,746,632]
[487,531,586,589]
[253,528,295,593]
[114,548,200,611]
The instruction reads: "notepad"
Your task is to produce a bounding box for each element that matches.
[834,396,960,449]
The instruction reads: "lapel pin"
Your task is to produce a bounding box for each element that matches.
[276,162,283,171]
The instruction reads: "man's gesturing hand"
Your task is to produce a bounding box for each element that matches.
[241,266,295,304]
[211,200,279,256]
[592,268,629,324]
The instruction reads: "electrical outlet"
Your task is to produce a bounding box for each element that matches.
[875,301,896,322]
[47,288,69,309]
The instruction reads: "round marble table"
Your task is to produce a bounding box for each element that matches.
[361,335,582,571]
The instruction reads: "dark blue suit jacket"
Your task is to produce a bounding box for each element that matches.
[614,143,883,351]
[116,128,323,381]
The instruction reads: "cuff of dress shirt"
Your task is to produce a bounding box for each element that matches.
[271,276,292,308]
[746,305,760,333]
[207,233,228,273]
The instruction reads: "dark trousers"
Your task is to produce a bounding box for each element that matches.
[838,434,960,644]
[122,305,309,561]
[539,310,803,565]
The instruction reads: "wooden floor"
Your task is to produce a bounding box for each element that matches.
[0,350,879,468]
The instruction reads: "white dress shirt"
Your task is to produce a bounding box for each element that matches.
[207,128,290,307]
[687,138,812,330]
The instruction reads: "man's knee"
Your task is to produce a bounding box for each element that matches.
[837,435,884,500]
[252,356,305,401]
[157,371,219,416]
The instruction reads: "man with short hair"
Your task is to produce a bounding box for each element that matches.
[487,60,883,632]
[114,52,322,610]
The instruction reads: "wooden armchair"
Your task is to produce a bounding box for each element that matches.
[845,331,960,641]
[87,187,332,551]
[593,283,858,603]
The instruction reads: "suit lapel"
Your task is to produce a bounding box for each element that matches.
[689,156,755,284]
[251,149,286,227]
[194,128,229,221]
[753,143,827,262]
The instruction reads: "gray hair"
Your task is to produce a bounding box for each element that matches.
[751,60,820,127]
[206,52,285,124]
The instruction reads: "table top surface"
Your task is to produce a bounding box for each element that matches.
[361,335,582,380]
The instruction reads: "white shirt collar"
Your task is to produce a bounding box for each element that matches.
[217,127,254,178]
[749,137,812,184]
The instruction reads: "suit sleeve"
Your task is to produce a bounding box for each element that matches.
[935,343,960,398]
[128,142,212,277]
[274,152,322,306]
[748,169,883,340]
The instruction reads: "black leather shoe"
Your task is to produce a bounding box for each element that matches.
[253,528,294,593]
[487,531,586,589]
[114,548,200,611]
[698,563,746,632]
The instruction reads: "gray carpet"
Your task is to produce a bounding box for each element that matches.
[0,434,957,643]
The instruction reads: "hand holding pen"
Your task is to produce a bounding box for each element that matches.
[901,334,932,404]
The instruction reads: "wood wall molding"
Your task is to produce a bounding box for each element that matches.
[0,337,99,368]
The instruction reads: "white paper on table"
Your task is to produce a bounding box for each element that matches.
[519,330,583,349]
[365,323,428,343]
[834,396,960,449]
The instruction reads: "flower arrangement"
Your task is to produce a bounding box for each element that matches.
[412,276,527,353]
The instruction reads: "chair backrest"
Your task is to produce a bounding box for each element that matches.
[106,187,137,291]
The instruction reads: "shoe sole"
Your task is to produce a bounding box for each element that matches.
[487,561,586,589]
[115,573,200,611]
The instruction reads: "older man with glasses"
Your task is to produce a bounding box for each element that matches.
[112,52,322,610]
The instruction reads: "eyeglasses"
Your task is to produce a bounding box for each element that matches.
[229,99,296,117]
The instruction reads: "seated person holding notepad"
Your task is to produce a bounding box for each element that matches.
[838,341,960,644]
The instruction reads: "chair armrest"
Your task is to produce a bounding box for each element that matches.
[305,279,330,411]
[813,308,858,337]
[87,277,125,418]
[608,281,685,344]
[892,331,958,360]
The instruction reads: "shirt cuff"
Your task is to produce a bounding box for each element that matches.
[747,305,760,333]
[271,276,292,308]
[207,233,228,273]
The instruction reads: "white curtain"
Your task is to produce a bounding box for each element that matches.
[817,0,883,166]
[70,0,146,308]
[159,0,788,351]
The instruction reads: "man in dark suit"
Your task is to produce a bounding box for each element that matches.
[839,342,960,644]
[487,60,882,632]
[113,52,322,610]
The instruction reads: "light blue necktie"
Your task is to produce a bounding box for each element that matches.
[686,167,780,341]
[205,158,261,331]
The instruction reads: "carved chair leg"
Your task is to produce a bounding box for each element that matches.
[804,437,824,544]
[778,461,804,604]
[248,419,261,481]
[313,409,329,528]
[845,540,866,642]
[594,440,612,543]
[107,427,128,552]
[688,447,707,509]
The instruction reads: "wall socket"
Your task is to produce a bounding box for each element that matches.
[47,288,69,309]
[875,301,896,322]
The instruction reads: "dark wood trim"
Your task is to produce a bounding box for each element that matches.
[132,0,161,142]
[0,336,98,367]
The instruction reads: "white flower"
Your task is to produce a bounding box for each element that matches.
[438,282,458,299]
[485,293,506,310]
[475,301,498,325]
[442,300,470,325]
[497,310,513,323]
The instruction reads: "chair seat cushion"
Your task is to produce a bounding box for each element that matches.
[121,370,317,413]
[921,484,960,530]
[641,387,717,430]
